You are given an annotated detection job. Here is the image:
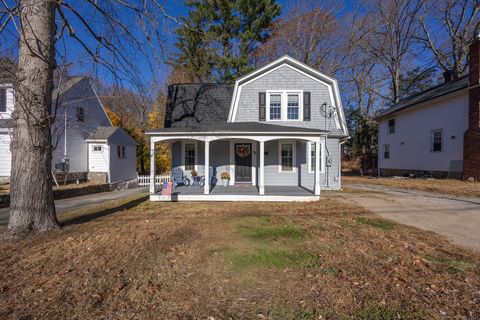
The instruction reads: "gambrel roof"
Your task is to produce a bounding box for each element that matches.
[227,55,348,136]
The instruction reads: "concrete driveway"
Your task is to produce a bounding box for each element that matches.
[328,184,480,252]
[0,187,148,226]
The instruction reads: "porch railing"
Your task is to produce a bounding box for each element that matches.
[137,173,171,187]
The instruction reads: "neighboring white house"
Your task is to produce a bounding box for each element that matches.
[0,60,138,186]
[376,35,480,180]
[86,126,137,184]
[147,55,349,202]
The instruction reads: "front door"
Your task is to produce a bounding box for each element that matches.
[235,143,252,183]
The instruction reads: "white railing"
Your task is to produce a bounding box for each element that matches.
[137,174,171,187]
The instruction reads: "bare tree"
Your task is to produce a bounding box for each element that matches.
[355,0,423,104]
[0,0,171,235]
[418,0,480,78]
[254,0,347,75]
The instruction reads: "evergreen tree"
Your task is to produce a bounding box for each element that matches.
[173,0,281,83]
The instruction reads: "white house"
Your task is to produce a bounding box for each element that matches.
[0,60,138,186]
[147,55,349,201]
[376,35,480,180]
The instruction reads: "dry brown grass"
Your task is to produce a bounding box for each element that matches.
[343,176,480,198]
[0,196,479,319]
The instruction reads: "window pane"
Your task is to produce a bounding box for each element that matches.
[433,131,442,152]
[287,94,299,120]
[384,145,390,159]
[185,143,195,171]
[77,107,85,122]
[269,94,281,120]
[388,119,395,134]
[0,89,6,112]
[281,143,293,171]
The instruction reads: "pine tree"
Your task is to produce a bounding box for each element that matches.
[173,0,281,83]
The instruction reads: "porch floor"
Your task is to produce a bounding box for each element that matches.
[150,185,318,202]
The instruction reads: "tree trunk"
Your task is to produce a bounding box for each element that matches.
[8,0,59,233]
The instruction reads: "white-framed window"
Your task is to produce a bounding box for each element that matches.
[117,145,126,159]
[431,129,443,152]
[92,145,103,152]
[269,93,282,120]
[77,107,85,122]
[388,118,395,134]
[0,88,6,113]
[182,141,198,172]
[278,141,296,173]
[307,142,325,173]
[383,144,390,159]
[267,90,303,121]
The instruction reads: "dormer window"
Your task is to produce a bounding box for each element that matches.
[266,90,303,121]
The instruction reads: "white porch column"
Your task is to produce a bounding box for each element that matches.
[149,140,156,194]
[259,141,265,195]
[314,141,321,196]
[204,140,210,194]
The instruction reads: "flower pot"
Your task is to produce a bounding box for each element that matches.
[222,178,229,187]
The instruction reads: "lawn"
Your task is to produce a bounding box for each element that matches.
[343,176,480,198]
[0,196,479,319]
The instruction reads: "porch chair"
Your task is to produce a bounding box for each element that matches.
[171,168,190,188]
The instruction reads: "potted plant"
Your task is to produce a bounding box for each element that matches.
[220,172,230,187]
[191,169,198,177]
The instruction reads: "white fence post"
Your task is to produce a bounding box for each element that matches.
[137,173,171,187]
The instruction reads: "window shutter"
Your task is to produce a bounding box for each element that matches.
[0,89,6,113]
[303,91,311,121]
[259,92,266,121]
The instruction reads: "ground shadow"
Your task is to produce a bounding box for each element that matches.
[61,196,148,227]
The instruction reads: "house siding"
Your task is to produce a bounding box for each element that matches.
[234,65,341,134]
[51,79,111,172]
[378,92,468,173]
[88,143,110,172]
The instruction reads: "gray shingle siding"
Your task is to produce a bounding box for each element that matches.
[234,65,342,135]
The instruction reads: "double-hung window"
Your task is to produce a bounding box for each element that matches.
[269,94,282,120]
[287,94,299,120]
[93,145,103,152]
[183,142,196,171]
[117,146,126,159]
[388,119,395,134]
[267,91,302,121]
[279,142,295,172]
[383,144,390,159]
[0,88,6,113]
[431,130,442,152]
[308,142,323,173]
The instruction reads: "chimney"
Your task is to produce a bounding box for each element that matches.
[443,70,454,82]
[463,33,480,180]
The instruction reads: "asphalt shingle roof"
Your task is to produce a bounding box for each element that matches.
[165,83,234,128]
[148,122,327,134]
[87,126,120,140]
[376,76,469,119]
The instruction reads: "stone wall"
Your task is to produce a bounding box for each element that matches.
[87,172,108,184]
[379,168,448,179]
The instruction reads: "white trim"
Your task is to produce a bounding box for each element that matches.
[146,131,326,136]
[150,194,319,202]
[278,140,297,173]
[266,90,303,122]
[181,140,198,172]
[229,140,235,185]
[252,142,257,185]
[307,141,325,173]
[90,79,113,127]
[150,134,324,144]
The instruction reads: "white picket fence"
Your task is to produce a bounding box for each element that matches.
[137,174,171,187]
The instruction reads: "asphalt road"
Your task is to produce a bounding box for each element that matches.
[330,183,480,252]
[0,187,148,225]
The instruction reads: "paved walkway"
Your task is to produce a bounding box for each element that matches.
[328,184,480,251]
[0,187,148,226]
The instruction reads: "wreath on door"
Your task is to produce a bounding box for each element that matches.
[236,145,250,158]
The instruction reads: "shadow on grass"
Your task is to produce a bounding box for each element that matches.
[61,195,148,227]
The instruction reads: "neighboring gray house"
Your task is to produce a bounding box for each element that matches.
[147,55,349,201]
[0,64,137,186]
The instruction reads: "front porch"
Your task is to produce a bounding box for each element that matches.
[147,123,328,202]
[150,185,318,202]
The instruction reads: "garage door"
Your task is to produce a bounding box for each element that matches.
[0,133,12,177]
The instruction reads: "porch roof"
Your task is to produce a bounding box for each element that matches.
[146,122,328,136]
